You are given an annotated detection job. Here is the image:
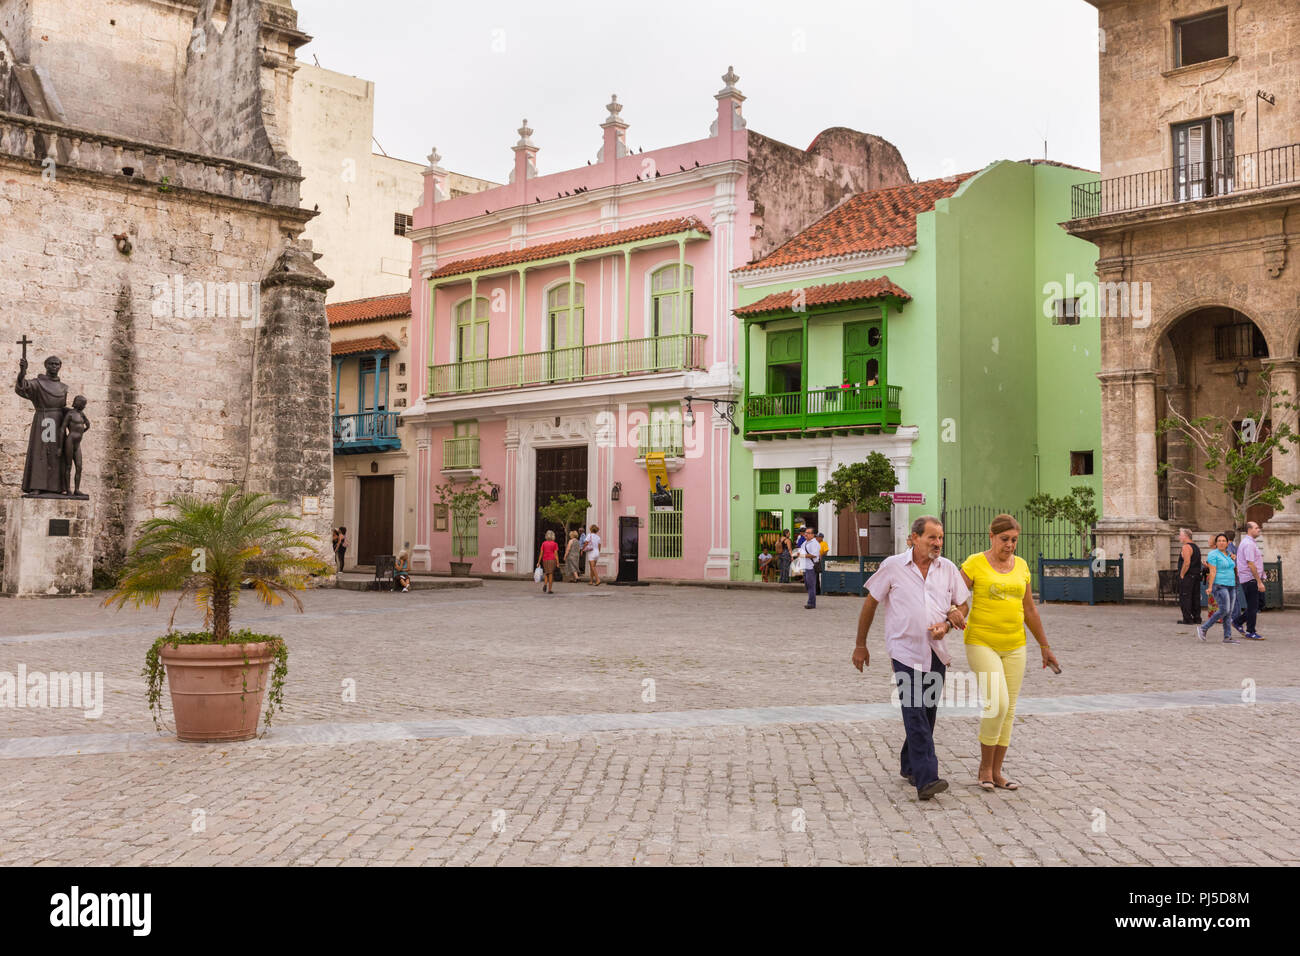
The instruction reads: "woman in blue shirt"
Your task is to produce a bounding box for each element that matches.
[1200,534,1239,644]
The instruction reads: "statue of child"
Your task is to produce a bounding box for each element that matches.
[61,394,90,497]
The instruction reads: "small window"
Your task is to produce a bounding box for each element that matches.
[1053,297,1081,326]
[648,489,683,559]
[795,468,818,494]
[1070,451,1094,476]
[758,469,780,495]
[1175,9,1229,68]
[394,213,413,236]
[1214,323,1268,360]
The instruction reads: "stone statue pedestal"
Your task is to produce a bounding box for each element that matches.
[2,496,94,596]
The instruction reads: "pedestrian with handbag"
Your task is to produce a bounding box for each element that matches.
[797,527,821,609]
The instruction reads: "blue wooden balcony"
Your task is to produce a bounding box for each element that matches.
[334,411,401,454]
[744,385,902,438]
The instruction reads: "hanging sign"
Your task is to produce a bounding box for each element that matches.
[646,453,674,511]
[880,491,926,504]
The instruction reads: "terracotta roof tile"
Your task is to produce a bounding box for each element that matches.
[327,293,411,327]
[331,334,400,357]
[736,173,977,274]
[734,277,911,318]
[431,216,710,279]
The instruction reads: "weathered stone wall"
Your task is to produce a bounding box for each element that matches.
[746,128,912,260]
[1096,0,1300,175]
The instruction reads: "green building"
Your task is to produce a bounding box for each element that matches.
[730,159,1102,578]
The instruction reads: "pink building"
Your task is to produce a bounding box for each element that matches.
[404,69,911,579]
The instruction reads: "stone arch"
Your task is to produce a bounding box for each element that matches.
[1143,294,1269,369]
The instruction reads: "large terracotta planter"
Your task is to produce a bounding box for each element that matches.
[159,640,275,742]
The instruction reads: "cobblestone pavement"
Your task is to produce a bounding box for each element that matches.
[0,582,1296,865]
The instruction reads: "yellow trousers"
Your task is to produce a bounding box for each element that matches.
[965,643,1027,747]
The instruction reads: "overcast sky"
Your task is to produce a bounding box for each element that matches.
[294,0,1101,184]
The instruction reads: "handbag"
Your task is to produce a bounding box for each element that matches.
[533,565,544,583]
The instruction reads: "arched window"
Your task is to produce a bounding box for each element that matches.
[650,264,693,336]
[454,297,489,390]
[546,283,585,381]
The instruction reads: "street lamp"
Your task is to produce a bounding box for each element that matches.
[683,396,740,435]
[1234,363,1250,389]
[611,481,622,502]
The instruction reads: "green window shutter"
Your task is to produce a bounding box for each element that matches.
[796,468,817,494]
[758,469,779,495]
[648,489,683,559]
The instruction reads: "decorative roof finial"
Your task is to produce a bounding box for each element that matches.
[515,119,535,149]
[425,147,443,172]
[603,94,625,126]
[719,65,740,95]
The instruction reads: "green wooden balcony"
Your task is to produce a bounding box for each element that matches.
[442,436,480,471]
[745,384,902,437]
[636,421,685,458]
[428,333,707,396]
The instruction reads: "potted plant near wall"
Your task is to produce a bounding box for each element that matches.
[1024,486,1119,604]
[104,488,327,742]
[434,477,495,576]
[808,453,897,594]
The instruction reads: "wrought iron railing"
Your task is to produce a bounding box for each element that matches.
[428,333,706,395]
[1071,143,1300,219]
[442,436,480,469]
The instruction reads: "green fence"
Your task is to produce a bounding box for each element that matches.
[941,504,1090,594]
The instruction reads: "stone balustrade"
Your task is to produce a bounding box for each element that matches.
[0,110,301,207]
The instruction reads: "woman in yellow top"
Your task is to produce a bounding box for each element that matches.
[959,514,1060,792]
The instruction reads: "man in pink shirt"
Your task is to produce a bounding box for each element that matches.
[853,516,971,800]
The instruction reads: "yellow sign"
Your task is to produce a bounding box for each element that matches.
[646,453,673,510]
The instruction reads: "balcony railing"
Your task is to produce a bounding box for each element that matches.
[333,411,400,453]
[636,421,686,458]
[1071,143,1300,219]
[429,333,707,396]
[442,435,481,470]
[745,384,902,435]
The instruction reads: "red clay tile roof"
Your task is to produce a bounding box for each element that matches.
[331,334,400,357]
[327,293,411,327]
[735,173,977,274]
[734,277,912,318]
[431,216,710,279]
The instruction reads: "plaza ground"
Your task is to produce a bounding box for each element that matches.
[0,581,1296,866]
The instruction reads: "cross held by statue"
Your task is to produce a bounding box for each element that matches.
[17,335,33,363]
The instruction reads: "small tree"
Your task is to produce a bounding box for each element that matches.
[807,452,898,561]
[538,493,592,541]
[1025,485,1099,557]
[1156,366,1299,528]
[435,477,496,566]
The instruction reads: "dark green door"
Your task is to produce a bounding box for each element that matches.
[843,321,882,410]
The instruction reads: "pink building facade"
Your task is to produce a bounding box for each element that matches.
[404,69,911,579]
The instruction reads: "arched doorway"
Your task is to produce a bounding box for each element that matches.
[1156,307,1271,530]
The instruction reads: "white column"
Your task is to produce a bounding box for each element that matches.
[891,457,912,555]
[810,453,834,552]
[342,473,360,571]
[705,418,733,577]
[1133,370,1159,520]
[412,431,432,571]
[503,419,520,572]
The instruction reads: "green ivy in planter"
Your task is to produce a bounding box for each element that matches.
[143,630,289,734]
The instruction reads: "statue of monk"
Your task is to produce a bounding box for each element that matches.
[16,355,69,496]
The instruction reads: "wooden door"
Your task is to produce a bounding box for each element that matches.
[357,476,395,567]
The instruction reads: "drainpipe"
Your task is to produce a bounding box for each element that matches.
[800,311,809,432]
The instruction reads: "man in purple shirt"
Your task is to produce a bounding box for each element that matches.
[1231,522,1266,640]
[853,516,971,801]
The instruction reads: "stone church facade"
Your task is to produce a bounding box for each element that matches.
[0,0,334,578]
[1068,0,1300,600]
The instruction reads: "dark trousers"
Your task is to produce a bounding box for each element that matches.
[1178,572,1201,623]
[1234,582,1260,633]
[778,553,790,583]
[804,567,817,607]
[892,652,946,792]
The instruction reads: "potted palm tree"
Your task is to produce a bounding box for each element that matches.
[105,488,327,742]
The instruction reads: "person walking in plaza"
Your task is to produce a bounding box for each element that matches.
[959,514,1060,792]
[563,529,582,583]
[777,529,793,583]
[537,530,560,594]
[797,527,821,609]
[1200,533,1239,643]
[335,526,347,571]
[1176,528,1202,625]
[1232,521,1266,640]
[853,516,970,801]
[585,524,602,586]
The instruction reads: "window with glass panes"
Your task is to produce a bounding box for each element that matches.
[758,469,780,495]
[796,468,818,494]
[649,489,683,558]
[546,284,584,350]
